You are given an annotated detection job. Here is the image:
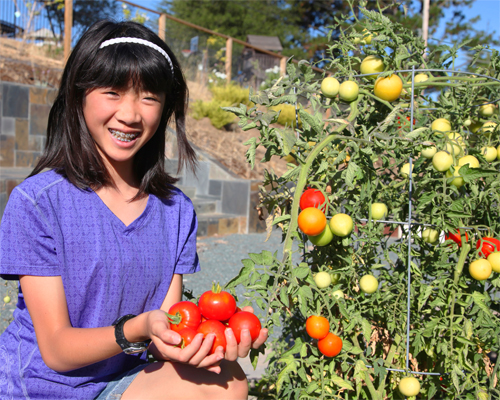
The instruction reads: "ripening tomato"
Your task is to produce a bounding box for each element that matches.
[198,284,237,321]
[318,332,343,357]
[476,237,500,258]
[228,311,262,343]
[168,301,202,333]
[373,74,403,102]
[300,188,327,212]
[197,320,227,354]
[176,327,198,348]
[445,229,469,247]
[306,315,330,340]
[298,207,327,236]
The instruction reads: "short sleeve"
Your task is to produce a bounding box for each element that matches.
[0,188,60,280]
[174,196,200,275]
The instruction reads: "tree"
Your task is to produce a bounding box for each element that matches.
[43,0,118,42]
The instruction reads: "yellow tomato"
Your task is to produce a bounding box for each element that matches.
[446,167,464,188]
[421,141,437,159]
[321,77,340,98]
[498,145,500,160]
[362,29,373,44]
[482,121,498,136]
[479,103,498,117]
[431,118,451,134]
[371,203,388,220]
[487,252,500,273]
[373,75,403,102]
[400,163,413,178]
[360,55,385,79]
[399,377,421,397]
[481,146,498,162]
[314,271,332,288]
[339,81,359,102]
[432,151,453,172]
[445,132,465,156]
[422,228,439,244]
[469,259,492,281]
[329,213,354,237]
[458,155,480,169]
[359,275,378,294]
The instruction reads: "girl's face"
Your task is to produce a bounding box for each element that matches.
[83,85,165,172]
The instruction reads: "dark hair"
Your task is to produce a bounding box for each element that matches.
[30,20,197,200]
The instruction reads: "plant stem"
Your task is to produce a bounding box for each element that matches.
[449,243,471,352]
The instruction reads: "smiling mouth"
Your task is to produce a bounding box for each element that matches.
[109,129,140,142]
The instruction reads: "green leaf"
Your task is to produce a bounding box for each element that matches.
[224,261,254,289]
[293,266,311,279]
[275,127,297,155]
[243,137,257,169]
[331,374,354,391]
[276,358,297,393]
[361,318,372,343]
[272,215,291,225]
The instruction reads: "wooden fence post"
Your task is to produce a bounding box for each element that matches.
[158,14,166,41]
[64,0,73,62]
[280,57,287,76]
[225,38,233,84]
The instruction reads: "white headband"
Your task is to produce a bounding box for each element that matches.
[99,37,174,75]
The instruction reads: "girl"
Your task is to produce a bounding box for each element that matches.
[0,20,267,400]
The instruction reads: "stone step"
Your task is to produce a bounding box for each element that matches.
[192,198,218,215]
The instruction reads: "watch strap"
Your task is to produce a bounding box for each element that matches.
[112,314,151,354]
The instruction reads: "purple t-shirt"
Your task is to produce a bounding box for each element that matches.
[0,169,200,400]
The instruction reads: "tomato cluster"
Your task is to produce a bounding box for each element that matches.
[305,315,343,357]
[167,284,261,353]
[297,188,354,246]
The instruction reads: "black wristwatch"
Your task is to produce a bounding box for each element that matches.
[112,314,151,355]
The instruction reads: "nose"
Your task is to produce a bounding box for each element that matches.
[115,97,141,125]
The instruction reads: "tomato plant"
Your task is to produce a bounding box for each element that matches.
[223,2,500,398]
[168,301,201,333]
[198,283,237,322]
[196,320,227,354]
[228,311,262,343]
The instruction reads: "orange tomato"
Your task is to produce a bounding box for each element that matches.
[318,332,343,357]
[298,207,326,236]
[306,315,330,340]
[373,74,403,102]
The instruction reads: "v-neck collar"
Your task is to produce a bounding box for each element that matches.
[90,190,155,235]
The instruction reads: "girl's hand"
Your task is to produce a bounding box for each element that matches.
[223,306,269,361]
[146,310,225,373]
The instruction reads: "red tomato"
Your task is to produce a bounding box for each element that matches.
[168,301,202,333]
[476,237,500,258]
[300,188,327,212]
[198,286,237,321]
[197,320,227,354]
[318,332,343,357]
[177,327,197,348]
[445,230,469,247]
[228,311,262,343]
[397,116,416,129]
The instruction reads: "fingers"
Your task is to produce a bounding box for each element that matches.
[241,305,254,313]
[252,328,269,349]
[224,328,238,361]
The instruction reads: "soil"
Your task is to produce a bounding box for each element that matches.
[0,38,288,180]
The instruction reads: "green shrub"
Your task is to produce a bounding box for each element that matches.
[190,83,252,129]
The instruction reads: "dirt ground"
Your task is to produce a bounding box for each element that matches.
[0,38,288,180]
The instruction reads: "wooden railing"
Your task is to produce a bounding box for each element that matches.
[63,0,326,81]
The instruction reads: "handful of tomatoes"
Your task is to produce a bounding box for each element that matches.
[167,283,262,354]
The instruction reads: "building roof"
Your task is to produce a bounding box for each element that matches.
[246,35,282,51]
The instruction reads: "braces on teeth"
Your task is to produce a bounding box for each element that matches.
[110,129,139,142]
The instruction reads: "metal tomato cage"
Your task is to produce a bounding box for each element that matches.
[291,65,500,388]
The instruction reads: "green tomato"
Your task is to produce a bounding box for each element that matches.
[3,296,11,304]
[482,146,498,162]
[320,77,340,98]
[314,271,332,288]
[421,142,437,159]
[339,81,359,102]
[431,118,451,134]
[331,273,341,285]
[400,163,413,178]
[422,228,439,244]
[332,289,344,299]
[308,224,333,246]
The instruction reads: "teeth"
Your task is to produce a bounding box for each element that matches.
[109,129,139,142]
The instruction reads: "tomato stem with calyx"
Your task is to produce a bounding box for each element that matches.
[211,282,222,293]
[165,312,182,325]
